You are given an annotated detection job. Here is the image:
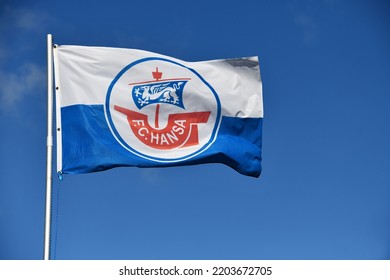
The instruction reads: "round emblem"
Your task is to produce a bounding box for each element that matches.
[105,57,221,162]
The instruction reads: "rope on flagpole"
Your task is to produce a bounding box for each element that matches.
[50,175,61,260]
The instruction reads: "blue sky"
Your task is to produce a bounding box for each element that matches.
[0,0,389,260]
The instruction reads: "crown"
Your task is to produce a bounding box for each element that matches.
[152,67,162,81]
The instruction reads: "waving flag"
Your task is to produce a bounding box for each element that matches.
[53,45,263,177]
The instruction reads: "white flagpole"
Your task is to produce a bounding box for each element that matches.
[44,34,54,260]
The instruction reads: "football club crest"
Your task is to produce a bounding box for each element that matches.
[105,58,221,162]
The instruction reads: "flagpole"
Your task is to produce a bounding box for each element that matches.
[44,33,54,260]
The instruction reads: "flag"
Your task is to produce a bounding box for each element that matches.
[53,45,263,177]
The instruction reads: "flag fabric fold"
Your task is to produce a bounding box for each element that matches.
[53,45,263,177]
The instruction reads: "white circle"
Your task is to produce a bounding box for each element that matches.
[106,58,221,162]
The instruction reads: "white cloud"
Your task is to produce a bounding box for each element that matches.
[0,5,49,113]
[0,63,45,112]
[0,5,48,55]
[289,0,341,45]
[0,5,48,33]
[139,168,163,186]
[14,9,47,32]
[293,12,317,44]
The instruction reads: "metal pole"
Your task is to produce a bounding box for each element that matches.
[44,34,54,260]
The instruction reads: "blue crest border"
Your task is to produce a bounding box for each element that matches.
[105,57,221,163]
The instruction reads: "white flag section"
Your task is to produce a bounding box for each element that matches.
[53,45,263,177]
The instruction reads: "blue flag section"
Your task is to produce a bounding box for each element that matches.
[54,46,263,177]
[61,105,263,177]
